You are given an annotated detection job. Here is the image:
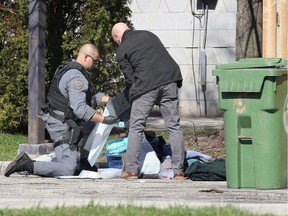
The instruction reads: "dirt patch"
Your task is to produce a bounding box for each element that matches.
[111,127,226,160]
[183,128,225,160]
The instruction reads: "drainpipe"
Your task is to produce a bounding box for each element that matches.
[199,4,208,116]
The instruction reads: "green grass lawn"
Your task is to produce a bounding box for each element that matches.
[0,204,274,216]
[0,133,27,161]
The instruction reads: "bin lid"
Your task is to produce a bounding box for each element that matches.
[214,58,287,70]
[213,58,287,92]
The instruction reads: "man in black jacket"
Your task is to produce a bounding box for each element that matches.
[111,22,186,180]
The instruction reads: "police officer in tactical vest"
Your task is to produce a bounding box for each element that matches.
[5,43,119,177]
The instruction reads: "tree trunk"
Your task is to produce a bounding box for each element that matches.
[236,0,263,60]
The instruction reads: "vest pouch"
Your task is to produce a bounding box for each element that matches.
[64,106,77,121]
[66,119,82,146]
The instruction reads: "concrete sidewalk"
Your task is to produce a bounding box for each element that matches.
[146,116,224,130]
[0,175,287,215]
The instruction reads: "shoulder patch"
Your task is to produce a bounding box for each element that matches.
[74,77,84,90]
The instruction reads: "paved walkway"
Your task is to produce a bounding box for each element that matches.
[0,175,287,215]
[146,116,224,130]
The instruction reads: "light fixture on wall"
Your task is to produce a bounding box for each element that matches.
[197,0,218,10]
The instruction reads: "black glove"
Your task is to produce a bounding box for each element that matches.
[102,115,119,125]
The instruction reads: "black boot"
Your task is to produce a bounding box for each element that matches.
[4,152,34,177]
[74,158,98,175]
[80,158,98,172]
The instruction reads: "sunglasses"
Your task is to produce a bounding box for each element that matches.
[86,54,98,64]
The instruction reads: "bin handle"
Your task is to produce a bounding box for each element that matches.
[238,136,253,141]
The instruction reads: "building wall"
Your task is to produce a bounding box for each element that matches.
[128,0,237,117]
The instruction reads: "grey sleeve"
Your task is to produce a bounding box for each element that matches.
[59,69,96,122]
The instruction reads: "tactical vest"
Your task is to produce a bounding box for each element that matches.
[47,61,96,122]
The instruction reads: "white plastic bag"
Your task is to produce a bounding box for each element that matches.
[86,123,114,166]
[86,103,115,166]
[140,151,161,175]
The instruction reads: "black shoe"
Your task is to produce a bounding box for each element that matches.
[74,158,98,176]
[80,158,98,172]
[4,152,34,177]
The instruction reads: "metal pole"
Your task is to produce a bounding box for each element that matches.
[28,0,45,144]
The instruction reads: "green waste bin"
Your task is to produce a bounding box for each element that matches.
[212,58,288,189]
